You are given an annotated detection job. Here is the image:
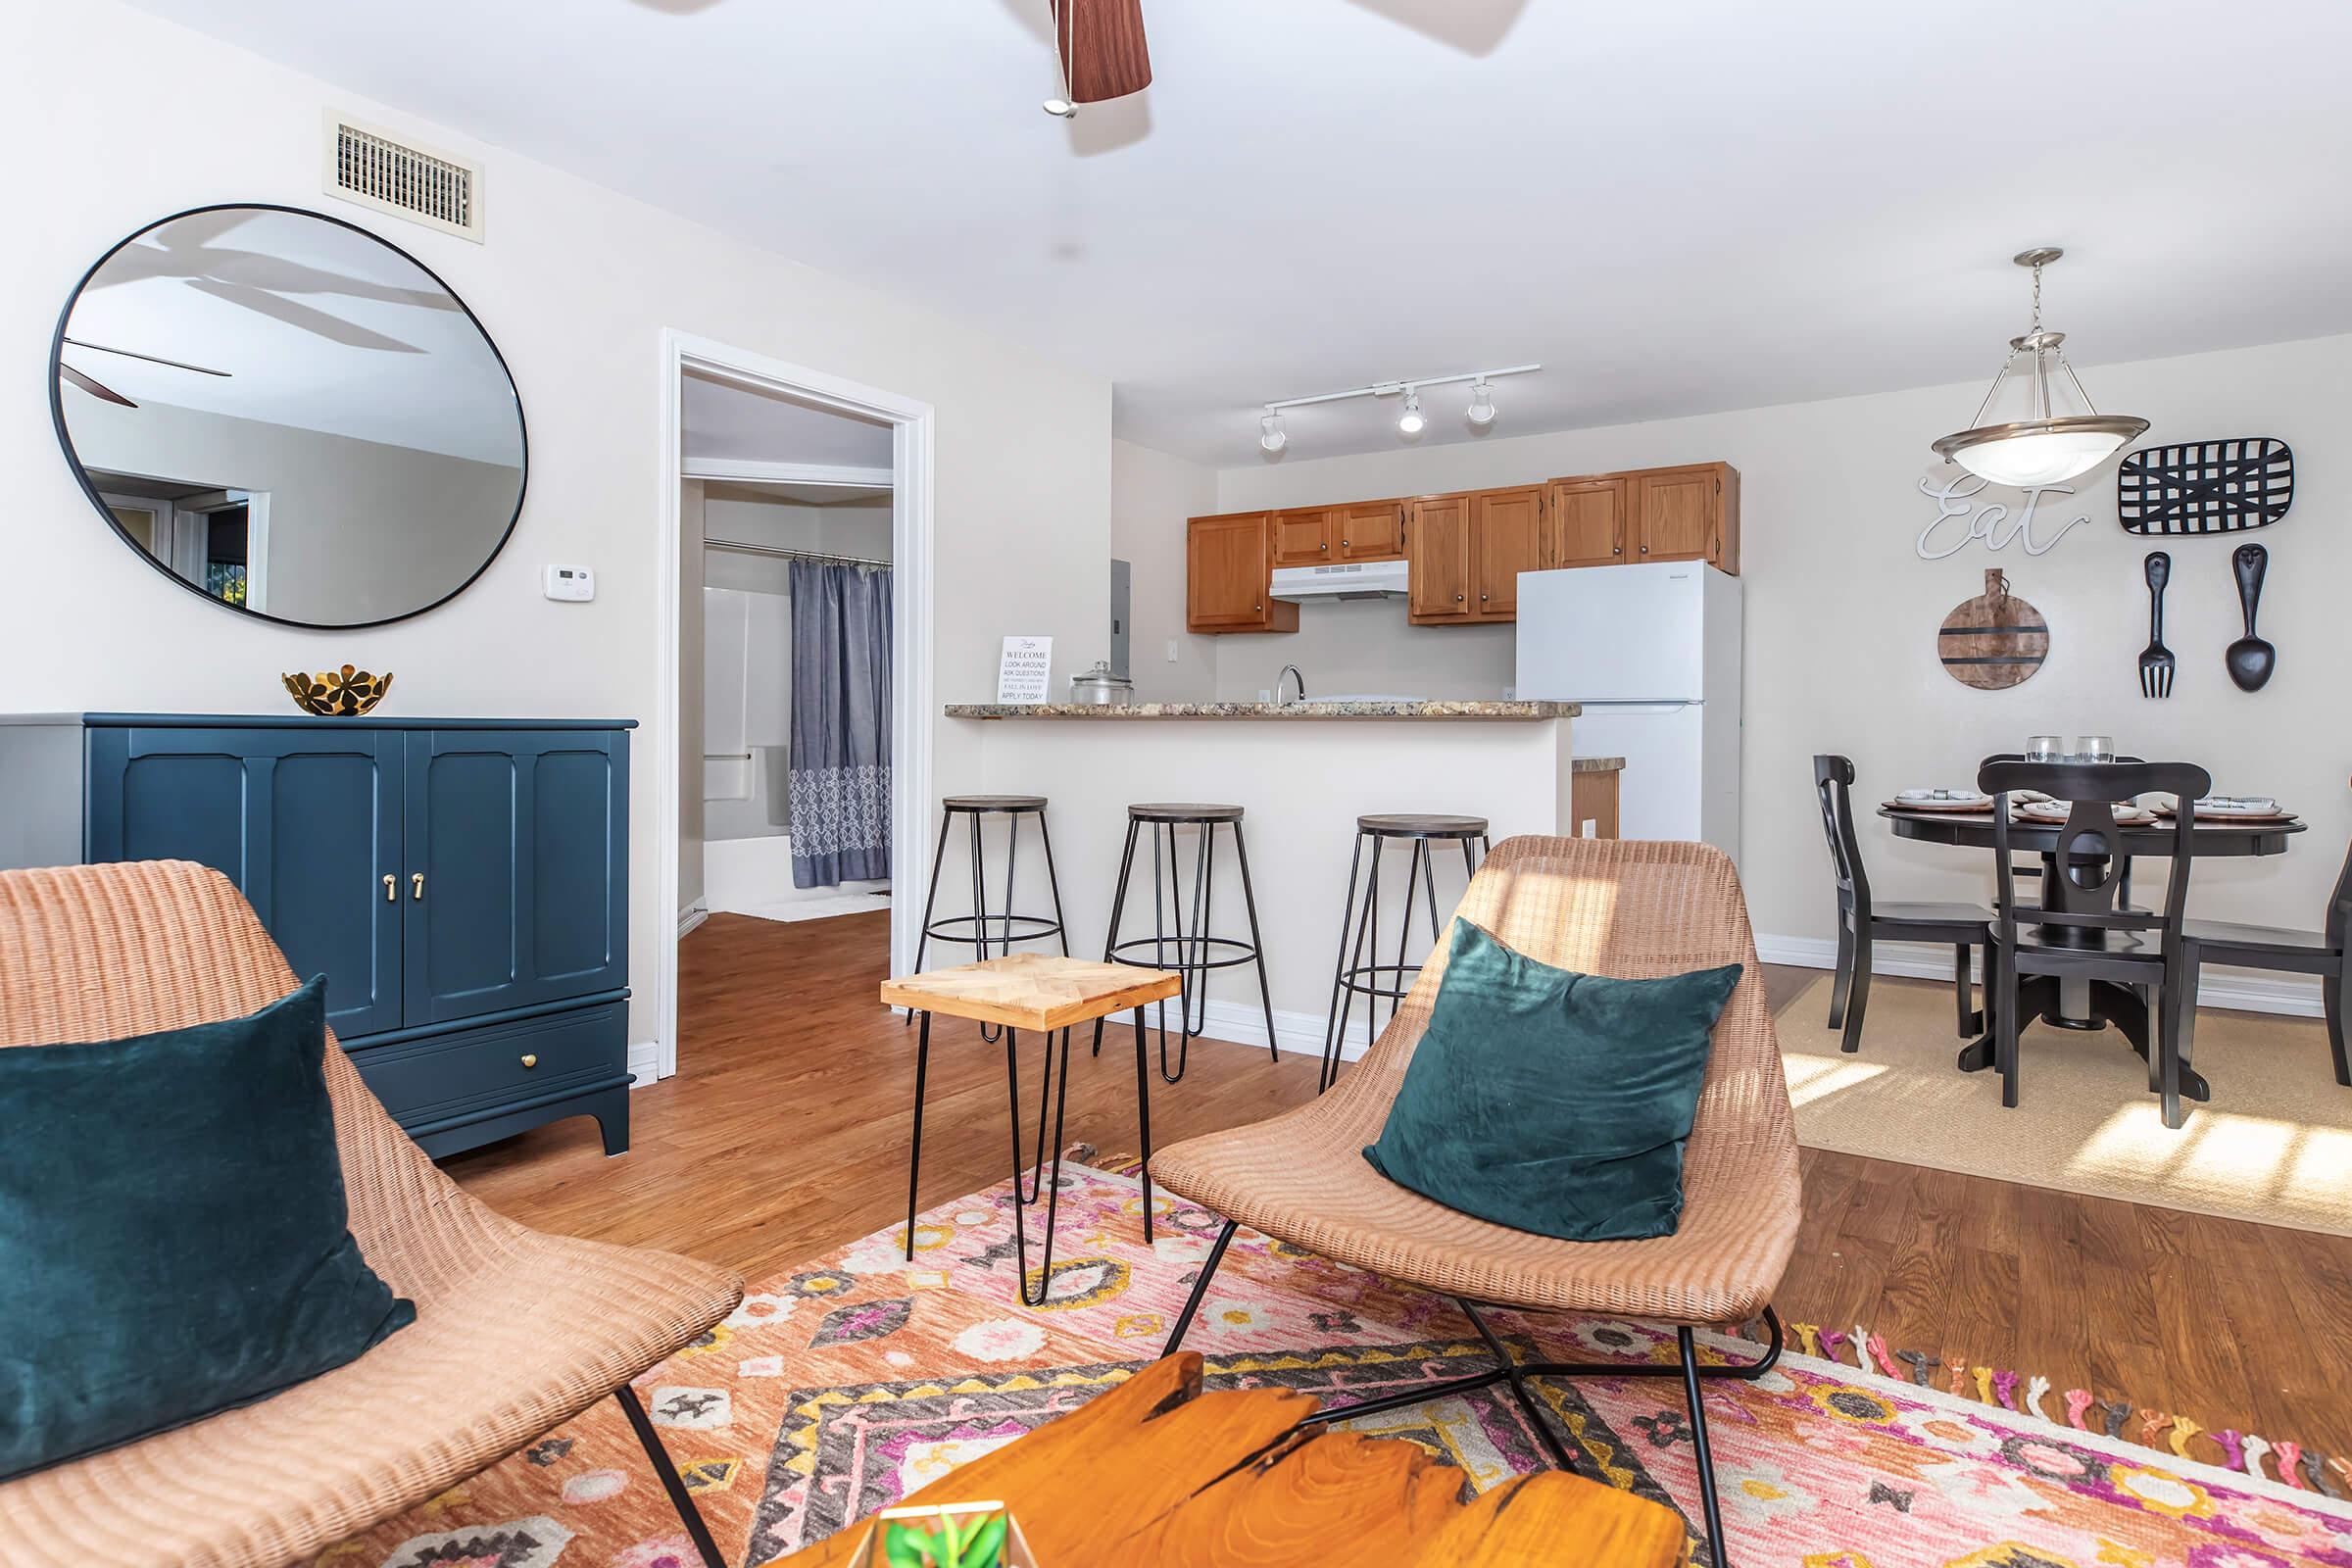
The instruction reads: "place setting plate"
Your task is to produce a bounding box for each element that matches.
[1885,788,1993,813]
[2017,800,2158,825]
[2151,796,2299,824]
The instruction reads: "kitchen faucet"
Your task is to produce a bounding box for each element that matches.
[1276,664,1306,706]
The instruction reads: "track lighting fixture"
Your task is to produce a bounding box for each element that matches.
[1251,364,1539,455]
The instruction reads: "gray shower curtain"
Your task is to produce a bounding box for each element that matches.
[788,561,892,888]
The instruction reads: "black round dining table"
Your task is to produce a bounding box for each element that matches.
[1880,805,2304,1101]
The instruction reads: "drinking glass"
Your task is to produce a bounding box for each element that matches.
[2026,735,2062,762]
[2077,735,2115,763]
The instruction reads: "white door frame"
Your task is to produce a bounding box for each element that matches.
[653,329,934,1079]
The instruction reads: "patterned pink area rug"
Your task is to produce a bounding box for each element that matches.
[327,1162,2352,1567]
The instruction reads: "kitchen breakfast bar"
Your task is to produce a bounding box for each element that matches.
[940,700,1615,1064]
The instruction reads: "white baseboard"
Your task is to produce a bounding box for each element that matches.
[1753,933,2325,1018]
[627,1039,662,1087]
[676,900,709,939]
[1194,996,1375,1065]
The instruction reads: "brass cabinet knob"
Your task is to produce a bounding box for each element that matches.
[1640,544,1649,554]
[382,874,395,902]
[1455,593,1464,602]
[412,872,425,899]
[1320,541,1329,551]
[519,1053,538,1068]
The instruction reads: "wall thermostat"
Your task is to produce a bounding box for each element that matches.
[543,564,595,602]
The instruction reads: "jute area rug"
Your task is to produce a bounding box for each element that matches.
[1778,975,2352,1237]
[324,1161,2351,1568]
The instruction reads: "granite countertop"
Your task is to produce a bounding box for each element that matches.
[1573,756,1625,772]
[945,700,1579,721]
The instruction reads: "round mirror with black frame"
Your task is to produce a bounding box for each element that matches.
[50,203,527,630]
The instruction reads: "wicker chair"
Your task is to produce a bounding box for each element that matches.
[0,861,744,1568]
[1152,837,1801,1567]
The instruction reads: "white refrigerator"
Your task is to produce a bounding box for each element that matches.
[1514,563,1742,860]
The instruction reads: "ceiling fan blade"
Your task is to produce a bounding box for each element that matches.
[183,277,424,354]
[60,363,137,408]
[1053,0,1152,104]
[62,337,230,377]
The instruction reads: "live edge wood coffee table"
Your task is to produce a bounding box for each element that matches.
[781,1351,1687,1566]
[883,953,1182,1306]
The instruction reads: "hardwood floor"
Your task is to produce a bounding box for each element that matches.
[447,910,2352,1463]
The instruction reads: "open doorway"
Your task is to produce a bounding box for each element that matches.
[655,334,934,1080]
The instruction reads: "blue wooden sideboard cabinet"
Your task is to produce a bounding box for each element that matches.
[0,714,634,1158]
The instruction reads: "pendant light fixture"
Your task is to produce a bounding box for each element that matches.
[1933,248,2148,488]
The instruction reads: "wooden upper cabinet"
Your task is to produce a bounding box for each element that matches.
[1634,469,1715,563]
[1546,477,1628,568]
[1470,486,1544,617]
[1542,462,1740,574]
[1406,494,1474,622]
[1186,512,1298,634]
[1334,501,1405,562]
[1271,508,1334,567]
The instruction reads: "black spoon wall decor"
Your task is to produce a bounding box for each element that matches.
[2225,542,2277,692]
[2137,551,2174,698]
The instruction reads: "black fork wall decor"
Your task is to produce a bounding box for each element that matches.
[2137,551,2175,699]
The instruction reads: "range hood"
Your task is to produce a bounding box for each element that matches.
[1269,559,1410,602]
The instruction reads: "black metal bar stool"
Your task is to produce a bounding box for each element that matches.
[1319,813,1491,1092]
[909,796,1069,1042]
[1090,803,1279,1083]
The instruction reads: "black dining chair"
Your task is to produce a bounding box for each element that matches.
[1813,755,1991,1054]
[1980,757,2211,1127]
[2178,809,2350,1093]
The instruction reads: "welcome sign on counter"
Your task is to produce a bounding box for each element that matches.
[997,635,1053,704]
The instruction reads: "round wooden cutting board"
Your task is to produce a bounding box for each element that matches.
[1938,568,2048,689]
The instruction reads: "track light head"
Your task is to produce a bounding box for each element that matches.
[1396,390,1426,436]
[1258,412,1288,454]
[1466,378,1496,427]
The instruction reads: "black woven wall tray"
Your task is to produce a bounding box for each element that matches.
[2116,438,2293,536]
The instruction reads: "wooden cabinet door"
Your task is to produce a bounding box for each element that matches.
[1470,486,1544,618]
[403,728,628,1026]
[1546,477,1627,568]
[1271,508,1333,567]
[85,723,406,1041]
[1188,513,1283,631]
[1335,501,1404,562]
[1407,495,1474,621]
[1634,469,1718,563]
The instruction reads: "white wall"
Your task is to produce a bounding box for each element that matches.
[1108,439,1218,702]
[1215,607,1513,704]
[1202,334,2352,963]
[2,2,1112,1059]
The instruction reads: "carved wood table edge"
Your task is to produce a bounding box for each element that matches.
[778,1351,1690,1566]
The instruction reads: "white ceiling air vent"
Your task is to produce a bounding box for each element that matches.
[322,113,483,241]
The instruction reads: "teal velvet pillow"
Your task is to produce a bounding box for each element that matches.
[0,977,415,1479]
[1362,920,1741,1242]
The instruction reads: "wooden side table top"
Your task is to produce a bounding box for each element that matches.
[880,952,1182,1032]
[780,1352,1688,1567]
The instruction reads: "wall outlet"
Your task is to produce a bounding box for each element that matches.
[1165,638,1179,662]
[543,564,595,602]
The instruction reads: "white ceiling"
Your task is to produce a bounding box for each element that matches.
[61,207,522,464]
[681,371,894,467]
[124,0,2352,465]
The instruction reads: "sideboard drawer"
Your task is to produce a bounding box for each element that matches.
[350,998,628,1131]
